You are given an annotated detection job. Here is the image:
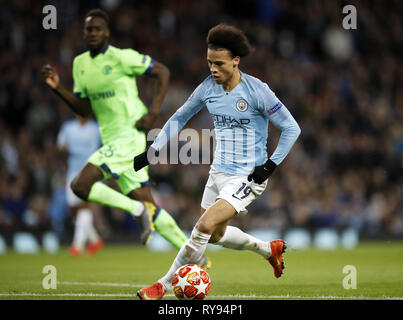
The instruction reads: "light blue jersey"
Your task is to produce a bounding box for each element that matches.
[152,71,301,176]
[57,119,102,181]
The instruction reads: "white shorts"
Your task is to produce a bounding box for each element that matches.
[66,178,83,207]
[200,166,268,215]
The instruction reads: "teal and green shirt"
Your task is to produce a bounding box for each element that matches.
[72,45,154,144]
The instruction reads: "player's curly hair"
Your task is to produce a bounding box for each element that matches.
[85,8,110,26]
[206,24,254,58]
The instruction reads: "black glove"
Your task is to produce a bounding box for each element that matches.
[133,146,157,172]
[247,159,277,184]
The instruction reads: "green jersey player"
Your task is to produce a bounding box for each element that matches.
[41,8,210,267]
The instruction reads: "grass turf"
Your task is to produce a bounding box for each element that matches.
[0,241,402,300]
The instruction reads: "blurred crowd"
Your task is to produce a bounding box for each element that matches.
[0,0,402,244]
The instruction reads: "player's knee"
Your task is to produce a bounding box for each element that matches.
[70,177,89,200]
[195,220,215,235]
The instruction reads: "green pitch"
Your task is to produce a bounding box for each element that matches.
[0,241,402,300]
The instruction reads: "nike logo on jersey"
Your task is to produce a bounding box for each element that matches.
[208,99,217,103]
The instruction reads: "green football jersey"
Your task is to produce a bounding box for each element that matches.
[72,45,153,144]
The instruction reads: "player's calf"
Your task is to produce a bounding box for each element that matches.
[71,163,104,200]
[70,176,94,200]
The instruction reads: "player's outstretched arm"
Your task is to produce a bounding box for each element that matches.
[41,64,92,117]
[135,61,170,132]
[133,146,157,171]
[133,81,205,172]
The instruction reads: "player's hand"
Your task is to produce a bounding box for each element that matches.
[133,146,158,171]
[135,113,157,132]
[41,64,60,90]
[247,159,277,184]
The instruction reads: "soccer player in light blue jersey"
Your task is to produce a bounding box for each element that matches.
[135,24,301,299]
[57,116,104,256]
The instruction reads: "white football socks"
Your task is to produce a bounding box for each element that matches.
[87,212,100,243]
[159,227,211,292]
[72,208,92,251]
[214,226,271,258]
[132,202,145,217]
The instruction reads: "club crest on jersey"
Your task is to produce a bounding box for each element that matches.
[103,65,112,75]
[236,99,248,112]
[268,102,282,115]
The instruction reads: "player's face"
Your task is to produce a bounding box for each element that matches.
[207,48,240,85]
[84,16,110,51]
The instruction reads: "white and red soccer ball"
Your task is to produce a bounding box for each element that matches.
[172,264,211,300]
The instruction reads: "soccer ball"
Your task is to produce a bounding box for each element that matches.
[172,264,211,300]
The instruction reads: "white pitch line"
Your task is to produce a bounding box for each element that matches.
[22,281,148,288]
[58,281,147,288]
[0,292,402,300]
[3,281,402,300]
[0,292,139,297]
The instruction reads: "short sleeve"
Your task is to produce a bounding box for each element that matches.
[72,58,87,98]
[120,48,154,76]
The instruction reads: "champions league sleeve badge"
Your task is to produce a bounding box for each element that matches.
[268,102,282,115]
[236,99,248,112]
